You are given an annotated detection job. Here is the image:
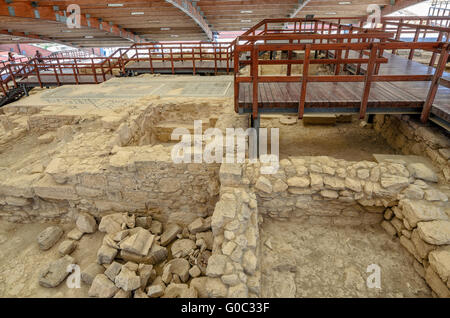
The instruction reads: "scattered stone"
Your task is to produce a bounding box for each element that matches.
[37,226,63,250]
[99,213,127,234]
[120,228,154,256]
[383,208,394,221]
[407,163,438,182]
[76,213,97,234]
[88,274,119,298]
[187,217,211,234]
[81,263,105,285]
[160,224,182,246]
[189,265,201,278]
[138,264,156,288]
[180,286,198,298]
[171,239,196,258]
[147,284,165,298]
[136,216,152,229]
[123,261,139,272]
[166,258,190,282]
[134,289,149,298]
[417,220,450,245]
[162,265,173,284]
[67,228,84,241]
[196,231,213,250]
[162,283,188,298]
[113,289,131,298]
[58,240,76,255]
[97,245,118,265]
[104,261,122,282]
[115,267,141,291]
[150,220,163,235]
[39,255,75,288]
[120,244,168,265]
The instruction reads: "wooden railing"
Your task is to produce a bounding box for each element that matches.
[234,37,449,123]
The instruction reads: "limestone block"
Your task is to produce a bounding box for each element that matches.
[88,274,119,298]
[37,226,63,251]
[407,163,438,183]
[39,255,75,288]
[400,199,448,228]
[417,221,450,245]
[81,263,105,285]
[425,266,450,298]
[219,164,242,186]
[429,247,450,283]
[287,176,310,188]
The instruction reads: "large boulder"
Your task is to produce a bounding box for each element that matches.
[37,226,63,250]
[407,163,438,182]
[171,239,196,258]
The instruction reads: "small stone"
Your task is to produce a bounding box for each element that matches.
[104,261,122,282]
[37,226,63,250]
[221,274,240,286]
[150,220,163,235]
[39,255,75,288]
[99,213,128,234]
[58,240,76,255]
[115,267,141,291]
[383,208,394,220]
[166,258,190,283]
[160,224,182,246]
[162,283,188,298]
[124,261,139,272]
[113,289,131,298]
[67,228,84,241]
[134,289,149,298]
[81,263,105,285]
[147,284,165,298]
[407,163,438,182]
[119,228,154,256]
[187,217,211,234]
[76,213,97,234]
[189,265,201,278]
[138,264,156,288]
[206,255,227,277]
[171,239,196,258]
[222,241,237,256]
[88,274,118,298]
[97,245,118,265]
[320,189,339,199]
[136,216,152,229]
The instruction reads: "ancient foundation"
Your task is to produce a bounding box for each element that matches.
[0,75,448,298]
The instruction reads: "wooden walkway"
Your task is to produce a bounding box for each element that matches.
[238,52,450,128]
[18,74,114,86]
[125,60,233,74]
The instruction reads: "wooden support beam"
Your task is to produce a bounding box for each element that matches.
[0,2,142,43]
[165,0,213,41]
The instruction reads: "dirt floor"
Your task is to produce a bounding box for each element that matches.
[261,116,398,161]
[260,217,431,298]
[0,220,103,297]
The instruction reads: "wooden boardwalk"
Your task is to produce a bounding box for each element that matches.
[238,52,450,128]
[19,74,114,86]
[125,60,233,74]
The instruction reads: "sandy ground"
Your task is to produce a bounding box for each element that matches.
[0,220,103,297]
[261,116,397,161]
[260,217,431,298]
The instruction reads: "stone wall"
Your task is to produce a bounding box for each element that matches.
[381,198,450,298]
[206,156,450,298]
[205,163,261,298]
[374,114,450,182]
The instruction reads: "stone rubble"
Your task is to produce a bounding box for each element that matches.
[37,226,63,250]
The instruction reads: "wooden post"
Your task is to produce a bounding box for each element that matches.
[192,48,196,75]
[421,44,449,123]
[34,60,42,88]
[287,39,293,76]
[392,19,403,55]
[360,44,378,119]
[252,46,259,120]
[299,44,311,119]
[429,32,444,67]
[409,26,421,60]
[73,65,79,84]
[234,42,239,113]
[170,48,174,74]
[53,65,60,86]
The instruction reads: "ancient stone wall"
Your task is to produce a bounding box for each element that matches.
[374,114,450,182]
[381,198,450,298]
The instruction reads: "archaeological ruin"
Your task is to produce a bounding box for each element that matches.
[0,0,449,301]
